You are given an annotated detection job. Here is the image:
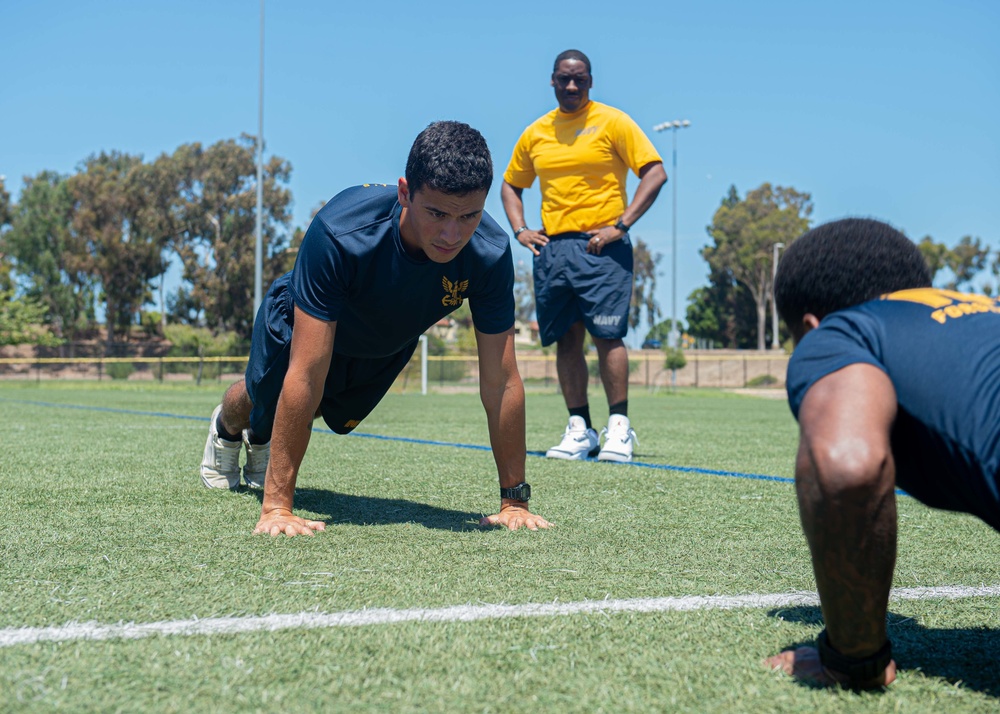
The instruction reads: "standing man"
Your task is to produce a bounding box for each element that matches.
[502,49,667,463]
[200,121,552,537]
[766,218,1000,688]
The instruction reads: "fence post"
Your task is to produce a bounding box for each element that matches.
[743,356,748,387]
[98,359,103,381]
[695,355,699,387]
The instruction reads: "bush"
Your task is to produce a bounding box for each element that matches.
[747,374,780,387]
[139,311,162,338]
[105,361,135,380]
[163,324,246,380]
[664,347,687,371]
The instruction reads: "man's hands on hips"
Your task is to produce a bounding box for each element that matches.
[516,228,549,256]
[586,225,626,255]
[765,646,896,689]
[480,502,554,531]
[254,508,327,537]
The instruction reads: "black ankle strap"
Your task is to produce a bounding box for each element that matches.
[816,629,892,688]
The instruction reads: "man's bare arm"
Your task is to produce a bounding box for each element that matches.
[255,307,336,537]
[768,363,898,687]
[501,180,548,256]
[475,327,552,531]
[619,161,667,228]
[586,161,666,254]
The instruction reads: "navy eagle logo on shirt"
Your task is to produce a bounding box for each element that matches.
[441,277,469,307]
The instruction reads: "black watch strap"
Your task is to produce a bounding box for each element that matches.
[816,629,892,688]
[614,219,630,233]
[513,226,529,238]
[500,482,531,502]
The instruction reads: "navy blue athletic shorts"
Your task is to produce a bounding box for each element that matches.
[533,232,633,347]
[245,278,417,440]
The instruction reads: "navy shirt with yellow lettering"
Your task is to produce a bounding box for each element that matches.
[787,288,1000,531]
[289,184,514,358]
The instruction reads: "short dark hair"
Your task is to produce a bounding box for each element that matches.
[553,49,592,74]
[405,121,493,197]
[775,218,932,335]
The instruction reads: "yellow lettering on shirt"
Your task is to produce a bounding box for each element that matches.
[883,288,1000,324]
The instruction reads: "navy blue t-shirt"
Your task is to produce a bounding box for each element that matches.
[288,184,515,358]
[786,288,1000,531]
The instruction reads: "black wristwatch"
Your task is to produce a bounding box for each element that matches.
[614,219,630,234]
[513,226,529,238]
[500,482,531,502]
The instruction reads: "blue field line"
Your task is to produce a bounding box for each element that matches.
[2,396,806,487]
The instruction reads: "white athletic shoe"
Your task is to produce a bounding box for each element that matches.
[545,415,600,460]
[242,432,270,489]
[598,415,639,463]
[200,405,242,489]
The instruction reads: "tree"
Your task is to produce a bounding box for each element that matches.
[0,175,12,292]
[169,135,292,338]
[0,289,62,347]
[685,264,759,348]
[944,235,989,291]
[702,183,812,350]
[643,318,684,345]
[630,237,661,331]
[917,235,949,282]
[988,252,1000,297]
[68,152,170,345]
[4,171,95,347]
[512,257,535,323]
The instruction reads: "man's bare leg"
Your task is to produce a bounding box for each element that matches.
[592,336,628,407]
[555,321,589,409]
[219,378,254,435]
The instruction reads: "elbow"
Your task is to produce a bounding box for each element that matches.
[799,436,895,500]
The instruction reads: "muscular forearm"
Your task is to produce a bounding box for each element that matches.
[481,377,527,489]
[261,374,321,514]
[501,182,528,232]
[620,163,667,228]
[796,442,897,658]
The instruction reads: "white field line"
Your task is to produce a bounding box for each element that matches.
[3,585,998,648]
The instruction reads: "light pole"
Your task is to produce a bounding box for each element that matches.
[771,242,785,350]
[254,0,265,322]
[653,119,691,348]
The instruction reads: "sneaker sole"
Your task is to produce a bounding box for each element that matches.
[200,473,240,489]
[597,451,633,463]
[545,447,600,460]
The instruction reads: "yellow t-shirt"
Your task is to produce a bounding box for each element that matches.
[503,101,662,235]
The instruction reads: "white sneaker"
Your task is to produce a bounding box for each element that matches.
[242,432,270,489]
[200,405,242,489]
[598,415,639,463]
[545,415,600,460]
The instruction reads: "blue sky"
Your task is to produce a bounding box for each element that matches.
[2,0,998,337]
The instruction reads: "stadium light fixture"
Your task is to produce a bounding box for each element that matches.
[771,242,785,350]
[653,119,691,349]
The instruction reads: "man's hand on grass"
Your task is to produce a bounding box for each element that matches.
[765,646,896,689]
[480,504,553,531]
[254,509,327,537]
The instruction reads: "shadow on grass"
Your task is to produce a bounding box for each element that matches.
[250,488,484,532]
[768,605,999,697]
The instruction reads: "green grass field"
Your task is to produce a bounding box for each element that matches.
[0,381,997,712]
